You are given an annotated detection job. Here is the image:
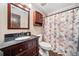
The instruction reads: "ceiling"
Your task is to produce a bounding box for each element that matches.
[32,3,78,16]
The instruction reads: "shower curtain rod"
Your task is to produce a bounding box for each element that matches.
[43,5,79,18]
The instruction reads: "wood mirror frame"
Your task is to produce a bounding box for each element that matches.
[8,3,30,29]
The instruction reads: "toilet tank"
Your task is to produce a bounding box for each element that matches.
[37,34,42,42]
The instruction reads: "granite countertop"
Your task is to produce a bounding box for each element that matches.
[0,35,39,50]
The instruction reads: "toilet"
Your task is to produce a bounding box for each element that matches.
[37,34,51,56]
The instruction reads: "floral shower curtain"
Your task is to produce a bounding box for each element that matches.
[43,8,79,56]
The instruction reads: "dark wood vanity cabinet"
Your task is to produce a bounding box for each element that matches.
[33,11,43,26]
[1,39,39,56]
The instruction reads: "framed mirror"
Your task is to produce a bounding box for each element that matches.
[8,3,30,29]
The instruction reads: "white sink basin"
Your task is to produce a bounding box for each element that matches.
[39,42,51,50]
[15,36,31,40]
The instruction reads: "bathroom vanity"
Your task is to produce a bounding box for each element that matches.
[0,35,39,56]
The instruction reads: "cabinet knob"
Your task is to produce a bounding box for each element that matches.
[19,48,23,51]
[33,51,35,54]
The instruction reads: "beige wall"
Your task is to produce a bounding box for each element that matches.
[0,3,44,43]
[30,4,44,35]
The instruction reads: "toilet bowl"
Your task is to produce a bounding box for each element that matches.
[39,42,51,56]
[37,34,51,56]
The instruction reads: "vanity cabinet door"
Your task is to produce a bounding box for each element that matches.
[27,39,37,49]
[2,47,12,56]
[33,11,43,26]
[27,39,39,56]
[15,43,25,54]
[12,42,28,55]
